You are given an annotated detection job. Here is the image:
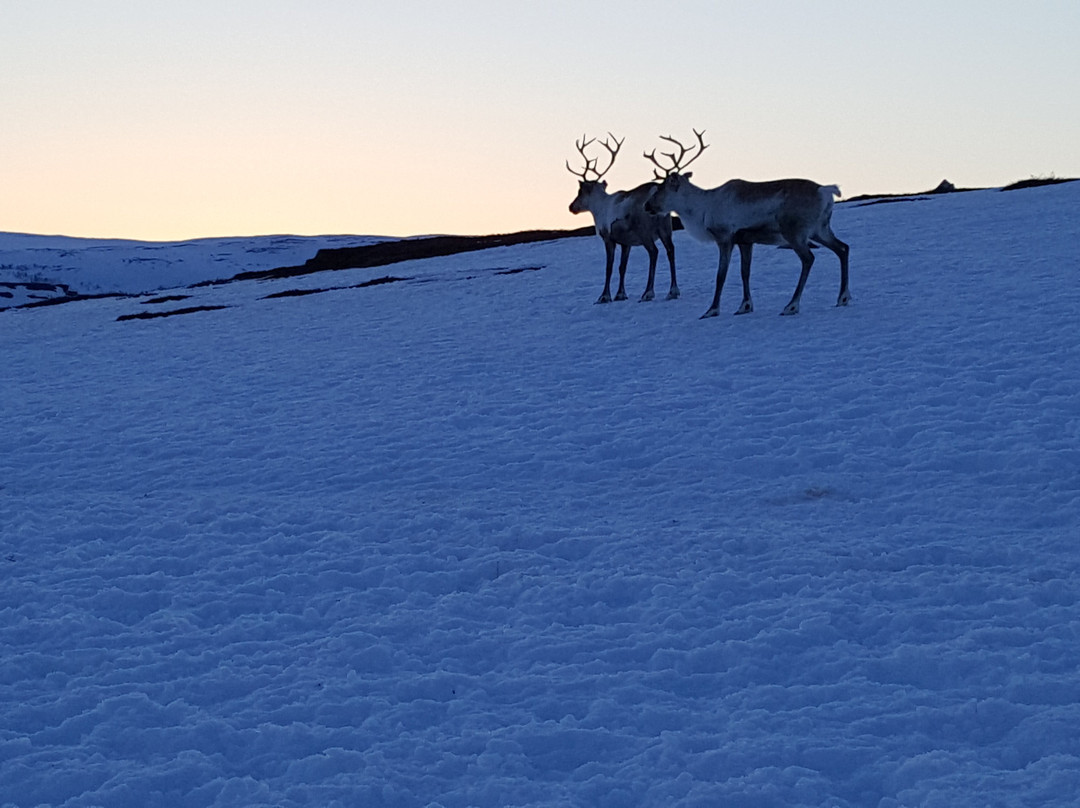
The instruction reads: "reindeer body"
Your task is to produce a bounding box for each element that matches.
[566,133,679,304]
[647,173,850,317]
[569,180,678,303]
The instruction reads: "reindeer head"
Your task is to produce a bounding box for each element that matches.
[643,129,708,214]
[566,133,623,214]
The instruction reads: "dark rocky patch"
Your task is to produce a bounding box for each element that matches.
[0,281,75,294]
[849,196,934,208]
[16,292,132,309]
[495,266,544,276]
[0,281,79,308]
[1001,177,1078,192]
[193,226,596,287]
[353,275,410,288]
[846,176,1077,207]
[846,179,980,206]
[262,275,411,300]
[142,294,191,305]
[1,280,137,311]
[117,305,229,322]
[262,288,327,300]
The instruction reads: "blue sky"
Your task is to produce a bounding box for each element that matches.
[2,1,1077,240]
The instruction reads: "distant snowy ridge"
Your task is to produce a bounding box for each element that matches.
[4,179,1074,311]
[0,228,602,311]
[0,233,387,306]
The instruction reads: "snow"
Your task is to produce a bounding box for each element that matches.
[2,183,1079,807]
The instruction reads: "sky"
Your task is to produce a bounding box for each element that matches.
[2,0,1078,241]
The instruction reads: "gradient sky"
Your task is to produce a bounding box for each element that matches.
[2,0,1078,241]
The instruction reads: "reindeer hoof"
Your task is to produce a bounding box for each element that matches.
[666,288,680,300]
[734,301,753,315]
[699,308,719,319]
[614,292,628,302]
[595,295,611,305]
[836,292,851,307]
[780,304,799,316]
[639,290,655,302]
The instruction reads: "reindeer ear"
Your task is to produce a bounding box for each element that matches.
[599,180,607,190]
[683,172,693,180]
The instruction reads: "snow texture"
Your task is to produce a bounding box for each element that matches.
[2,184,1080,807]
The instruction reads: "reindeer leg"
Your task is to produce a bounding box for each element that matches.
[662,228,679,299]
[640,241,658,302]
[596,239,615,304]
[781,241,815,315]
[701,241,733,319]
[734,242,754,314]
[813,226,851,306]
[614,244,630,301]
[833,235,852,306]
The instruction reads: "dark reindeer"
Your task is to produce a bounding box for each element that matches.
[567,134,679,304]
[644,130,850,318]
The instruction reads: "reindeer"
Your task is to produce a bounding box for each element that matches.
[567,134,679,304]
[643,130,850,318]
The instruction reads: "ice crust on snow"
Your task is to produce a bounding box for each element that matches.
[2,185,1080,807]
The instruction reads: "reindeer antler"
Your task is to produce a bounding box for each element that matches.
[644,128,709,179]
[595,133,623,179]
[566,132,624,181]
[566,134,598,180]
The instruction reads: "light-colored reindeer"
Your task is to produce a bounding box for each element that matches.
[644,130,850,318]
[567,134,679,304]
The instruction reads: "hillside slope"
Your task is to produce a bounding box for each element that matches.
[2,184,1079,807]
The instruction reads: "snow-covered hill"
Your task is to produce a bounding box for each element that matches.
[2,183,1079,807]
[0,233,385,308]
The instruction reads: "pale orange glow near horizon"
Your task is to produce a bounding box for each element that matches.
[2,1,1078,242]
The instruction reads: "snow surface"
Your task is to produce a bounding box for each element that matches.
[2,184,1080,807]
